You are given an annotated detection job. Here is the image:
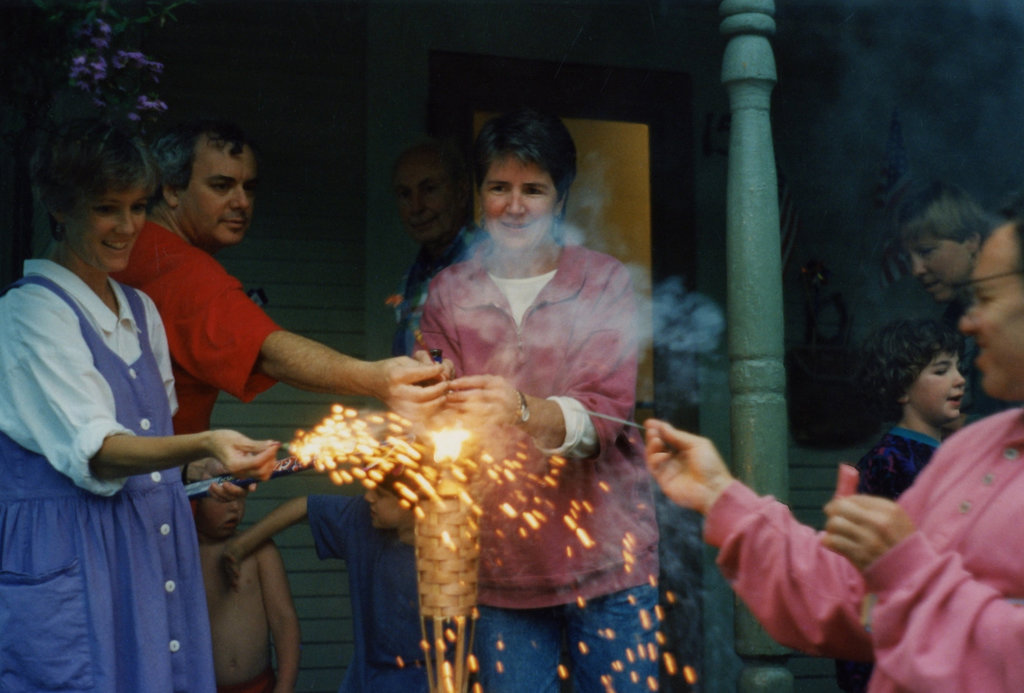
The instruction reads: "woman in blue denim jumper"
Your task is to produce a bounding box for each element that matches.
[0,120,280,692]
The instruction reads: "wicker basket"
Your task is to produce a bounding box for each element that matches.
[415,484,480,693]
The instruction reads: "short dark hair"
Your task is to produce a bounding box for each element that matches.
[896,181,996,245]
[30,119,156,217]
[473,108,577,211]
[858,318,964,422]
[152,119,259,195]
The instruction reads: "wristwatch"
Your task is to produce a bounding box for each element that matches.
[516,390,530,424]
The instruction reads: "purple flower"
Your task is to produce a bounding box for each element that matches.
[69,54,90,80]
[136,94,168,112]
[113,50,145,69]
[89,58,107,81]
[75,18,111,49]
[127,111,141,122]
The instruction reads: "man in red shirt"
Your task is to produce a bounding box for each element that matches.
[114,120,446,440]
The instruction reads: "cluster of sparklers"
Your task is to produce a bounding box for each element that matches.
[285,404,697,691]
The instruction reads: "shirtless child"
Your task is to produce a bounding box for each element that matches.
[194,492,301,693]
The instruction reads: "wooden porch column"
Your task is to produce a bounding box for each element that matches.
[719,1,793,691]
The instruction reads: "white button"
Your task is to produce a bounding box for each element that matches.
[169,640,180,653]
[150,471,162,482]
[128,368,137,379]
[1004,448,1019,460]
[959,501,972,514]
[165,580,176,593]
[160,524,171,535]
[983,474,995,486]
[140,418,151,431]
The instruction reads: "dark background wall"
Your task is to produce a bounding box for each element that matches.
[3,1,1024,691]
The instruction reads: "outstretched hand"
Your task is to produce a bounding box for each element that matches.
[643,419,735,515]
[821,495,916,572]
[207,430,280,480]
[375,356,449,421]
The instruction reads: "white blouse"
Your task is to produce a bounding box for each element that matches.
[0,259,176,495]
[488,270,599,459]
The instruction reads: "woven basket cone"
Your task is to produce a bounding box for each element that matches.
[415,490,479,619]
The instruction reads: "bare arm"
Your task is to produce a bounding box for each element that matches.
[255,330,448,419]
[255,541,301,693]
[224,497,309,588]
[90,430,279,481]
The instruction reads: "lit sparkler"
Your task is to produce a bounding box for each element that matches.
[286,404,698,689]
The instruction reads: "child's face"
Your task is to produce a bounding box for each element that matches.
[194,495,246,541]
[364,486,413,531]
[900,351,965,432]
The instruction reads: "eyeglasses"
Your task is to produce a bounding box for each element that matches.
[954,270,1024,310]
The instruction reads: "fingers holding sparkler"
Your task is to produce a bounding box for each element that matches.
[643,419,735,515]
[443,374,521,427]
[206,430,280,481]
[375,356,449,421]
[444,375,568,450]
[189,458,255,501]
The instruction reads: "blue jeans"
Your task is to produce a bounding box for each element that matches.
[473,584,659,692]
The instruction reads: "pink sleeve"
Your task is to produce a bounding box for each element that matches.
[706,482,874,660]
[865,528,1024,690]
[557,258,639,447]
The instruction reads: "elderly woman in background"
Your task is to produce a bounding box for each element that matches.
[0,120,279,692]
[419,108,659,691]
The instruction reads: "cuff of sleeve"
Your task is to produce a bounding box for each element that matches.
[862,531,935,594]
[537,396,599,458]
[704,481,763,547]
[69,422,132,496]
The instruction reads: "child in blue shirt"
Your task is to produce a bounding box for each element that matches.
[836,318,965,692]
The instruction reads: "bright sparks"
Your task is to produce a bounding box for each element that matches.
[432,426,471,462]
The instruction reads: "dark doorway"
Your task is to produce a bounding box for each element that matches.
[428,51,702,693]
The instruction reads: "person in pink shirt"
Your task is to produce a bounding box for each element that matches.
[644,218,1024,692]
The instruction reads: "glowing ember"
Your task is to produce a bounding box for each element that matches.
[432,426,471,462]
[289,406,421,484]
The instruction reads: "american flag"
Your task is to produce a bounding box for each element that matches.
[875,109,913,286]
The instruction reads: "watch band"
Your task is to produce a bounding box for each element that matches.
[516,389,530,423]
